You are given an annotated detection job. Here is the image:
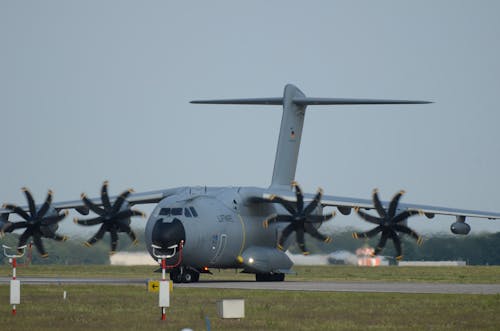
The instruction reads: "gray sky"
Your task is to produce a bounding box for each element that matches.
[1,1,500,237]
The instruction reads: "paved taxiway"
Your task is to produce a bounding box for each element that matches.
[1,277,499,294]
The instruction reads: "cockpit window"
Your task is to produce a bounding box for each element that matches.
[159,206,198,217]
[159,208,171,216]
[171,208,183,216]
[189,207,198,217]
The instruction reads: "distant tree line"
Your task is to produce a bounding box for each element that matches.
[289,229,500,265]
[1,229,499,265]
[0,230,146,265]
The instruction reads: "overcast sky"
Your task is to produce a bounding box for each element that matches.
[1,1,500,238]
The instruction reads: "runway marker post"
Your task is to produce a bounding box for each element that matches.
[3,244,27,316]
[151,241,184,321]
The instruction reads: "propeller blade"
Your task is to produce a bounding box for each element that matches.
[391,231,403,260]
[393,224,422,243]
[81,194,106,216]
[41,211,68,226]
[353,226,383,239]
[303,188,323,216]
[17,228,32,250]
[388,190,405,218]
[74,216,105,226]
[22,187,37,217]
[85,224,107,246]
[355,208,382,225]
[113,209,145,221]
[101,181,112,210]
[268,195,297,215]
[372,189,386,218]
[37,190,53,218]
[277,223,295,250]
[110,228,118,253]
[111,189,133,214]
[392,210,421,224]
[3,204,31,221]
[293,182,304,213]
[124,228,138,245]
[2,221,28,233]
[306,211,336,223]
[295,227,308,254]
[33,234,48,257]
[374,231,389,255]
[305,222,332,243]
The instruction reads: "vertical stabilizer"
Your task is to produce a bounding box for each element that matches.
[270,84,306,190]
[190,84,430,191]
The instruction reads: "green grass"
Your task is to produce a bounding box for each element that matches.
[0,285,499,331]
[2,264,500,283]
[1,265,499,330]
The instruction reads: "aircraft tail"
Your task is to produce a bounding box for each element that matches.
[191,84,430,190]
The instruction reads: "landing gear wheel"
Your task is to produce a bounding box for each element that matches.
[170,268,183,283]
[182,270,194,283]
[255,273,285,282]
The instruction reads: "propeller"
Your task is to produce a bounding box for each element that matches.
[262,181,335,255]
[1,187,68,257]
[73,181,145,254]
[352,189,424,260]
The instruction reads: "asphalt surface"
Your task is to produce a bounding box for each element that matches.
[1,277,500,294]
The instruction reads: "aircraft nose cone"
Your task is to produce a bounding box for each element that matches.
[152,218,186,252]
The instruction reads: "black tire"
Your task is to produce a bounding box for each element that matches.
[170,269,183,283]
[255,273,285,282]
[182,269,198,283]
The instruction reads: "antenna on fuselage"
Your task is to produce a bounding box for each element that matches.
[191,84,431,190]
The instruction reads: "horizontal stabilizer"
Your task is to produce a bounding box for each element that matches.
[191,97,431,106]
[292,97,432,106]
[190,98,283,105]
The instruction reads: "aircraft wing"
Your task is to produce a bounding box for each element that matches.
[0,188,176,218]
[320,194,500,220]
[260,191,500,220]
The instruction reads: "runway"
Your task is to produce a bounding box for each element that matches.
[1,277,499,294]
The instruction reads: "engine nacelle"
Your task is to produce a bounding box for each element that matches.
[450,221,471,235]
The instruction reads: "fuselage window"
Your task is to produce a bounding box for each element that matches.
[171,208,183,216]
[189,207,198,217]
[184,208,192,217]
[159,208,171,216]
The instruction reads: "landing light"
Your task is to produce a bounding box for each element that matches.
[248,257,254,264]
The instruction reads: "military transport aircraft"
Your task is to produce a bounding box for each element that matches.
[2,84,500,283]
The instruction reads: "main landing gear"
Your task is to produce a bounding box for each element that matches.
[255,273,285,282]
[170,266,200,283]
